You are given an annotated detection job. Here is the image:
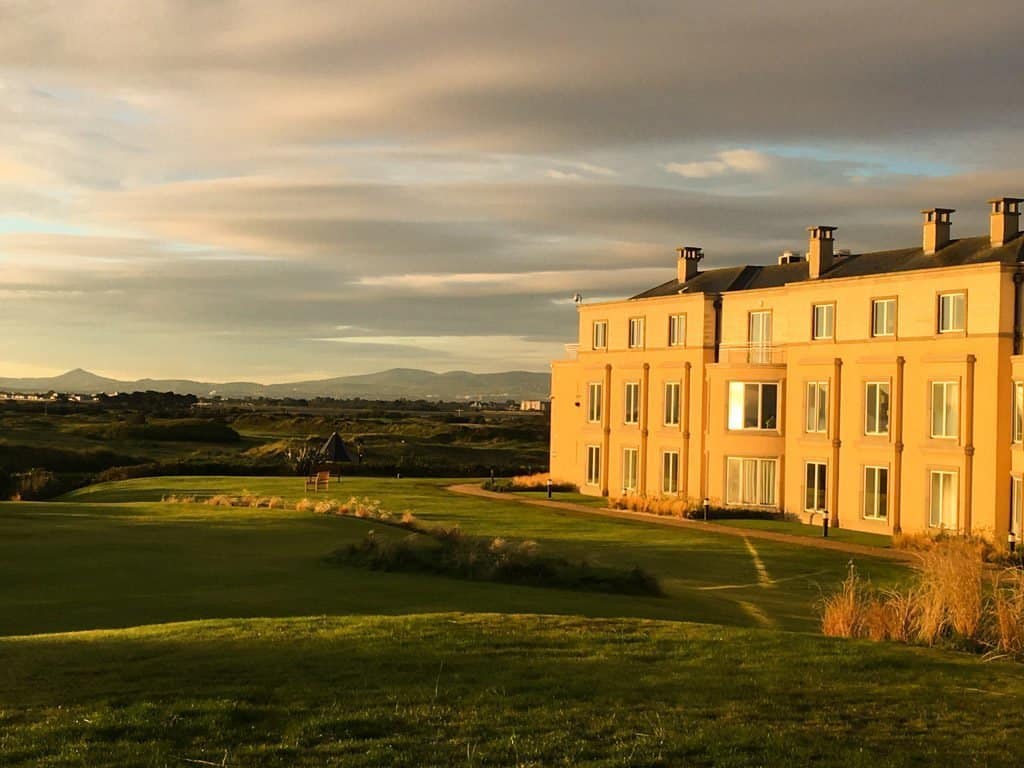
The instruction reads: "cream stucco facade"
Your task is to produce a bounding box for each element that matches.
[550,198,1024,538]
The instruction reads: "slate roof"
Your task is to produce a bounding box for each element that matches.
[631,235,1024,300]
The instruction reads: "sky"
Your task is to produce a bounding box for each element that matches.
[1,0,1023,382]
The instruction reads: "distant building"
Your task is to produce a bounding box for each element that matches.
[551,197,1024,539]
[519,400,549,412]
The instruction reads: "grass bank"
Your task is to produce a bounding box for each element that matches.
[3,613,1023,767]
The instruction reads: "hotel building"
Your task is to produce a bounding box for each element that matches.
[550,198,1024,537]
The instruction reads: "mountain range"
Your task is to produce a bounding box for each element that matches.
[0,368,551,401]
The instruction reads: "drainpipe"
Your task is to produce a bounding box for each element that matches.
[964,354,976,534]
[601,363,612,497]
[712,295,723,363]
[682,361,692,500]
[892,356,906,534]
[829,358,843,528]
[1014,270,1024,356]
[639,362,650,496]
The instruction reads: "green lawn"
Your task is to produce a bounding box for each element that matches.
[507,489,612,507]
[0,476,906,636]
[5,475,1006,766]
[4,614,1024,767]
[713,517,894,548]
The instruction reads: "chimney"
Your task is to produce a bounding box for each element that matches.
[922,208,954,254]
[677,246,704,283]
[807,226,837,279]
[989,197,1022,247]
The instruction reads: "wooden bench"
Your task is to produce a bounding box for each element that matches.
[305,470,330,493]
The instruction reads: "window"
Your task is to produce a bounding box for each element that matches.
[805,381,828,434]
[1014,382,1023,443]
[1013,476,1023,535]
[865,382,890,435]
[938,293,965,333]
[748,310,772,363]
[930,381,959,439]
[586,446,601,486]
[662,451,679,494]
[664,382,680,426]
[624,382,640,424]
[628,317,645,348]
[727,382,778,431]
[726,457,777,507]
[863,466,889,520]
[872,298,896,337]
[592,320,608,350]
[812,303,834,340]
[622,448,639,492]
[587,382,603,423]
[929,470,958,529]
[668,314,686,347]
[805,462,827,512]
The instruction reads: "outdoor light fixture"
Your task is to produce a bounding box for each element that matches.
[823,511,829,538]
[703,497,710,521]
[1009,531,1017,554]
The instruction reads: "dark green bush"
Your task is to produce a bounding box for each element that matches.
[327,526,662,597]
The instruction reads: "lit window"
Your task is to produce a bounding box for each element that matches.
[668,314,686,347]
[1013,382,1023,443]
[872,299,896,337]
[624,382,640,424]
[728,382,778,431]
[592,321,608,350]
[865,382,890,436]
[587,382,603,423]
[622,447,639,492]
[930,381,959,439]
[662,451,679,494]
[805,381,828,434]
[628,317,645,348]
[748,310,772,363]
[863,466,889,520]
[586,445,601,486]
[938,293,965,333]
[726,457,777,507]
[805,462,827,512]
[929,470,958,529]
[664,382,680,426]
[812,304,834,340]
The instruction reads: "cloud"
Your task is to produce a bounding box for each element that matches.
[1,2,1023,379]
[666,149,775,179]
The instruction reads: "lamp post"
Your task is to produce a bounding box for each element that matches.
[822,510,829,538]
[547,477,553,499]
[703,497,710,521]
[1009,530,1017,555]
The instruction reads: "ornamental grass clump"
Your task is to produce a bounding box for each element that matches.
[611,495,689,517]
[820,538,1024,659]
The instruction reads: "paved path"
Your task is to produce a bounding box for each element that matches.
[447,484,918,563]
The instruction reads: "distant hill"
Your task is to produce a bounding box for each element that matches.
[0,367,551,401]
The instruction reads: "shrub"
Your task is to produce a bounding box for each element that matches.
[481,474,577,493]
[327,525,662,597]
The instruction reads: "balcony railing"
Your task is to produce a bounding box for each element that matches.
[721,344,786,365]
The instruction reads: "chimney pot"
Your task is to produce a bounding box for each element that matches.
[807,226,837,279]
[677,246,703,283]
[922,208,954,254]
[989,197,1022,247]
